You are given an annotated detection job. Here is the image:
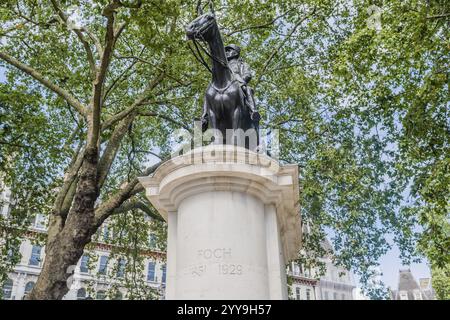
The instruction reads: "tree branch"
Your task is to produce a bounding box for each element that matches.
[93,161,162,225]
[114,54,191,87]
[0,51,88,117]
[102,72,165,130]
[256,7,316,86]
[112,199,164,221]
[87,0,122,148]
[427,13,450,19]
[225,6,299,36]
[52,146,85,215]
[59,176,79,217]
[103,48,145,103]
[97,112,136,189]
[50,0,97,77]
[137,110,191,131]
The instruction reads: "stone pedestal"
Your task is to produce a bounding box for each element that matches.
[139,145,301,299]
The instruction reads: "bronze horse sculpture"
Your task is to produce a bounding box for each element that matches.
[185,3,260,149]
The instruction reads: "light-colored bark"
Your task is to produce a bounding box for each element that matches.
[0,51,88,117]
[5,0,164,300]
[94,161,162,225]
[97,112,137,189]
[102,72,165,130]
[50,0,98,77]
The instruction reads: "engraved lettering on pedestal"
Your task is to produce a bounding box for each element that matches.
[182,264,207,277]
[196,248,243,276]
[218,263,243,275]
[191,264,207,277]
[197,248,232,259]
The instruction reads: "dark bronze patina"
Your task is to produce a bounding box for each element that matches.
[186,1,260,148]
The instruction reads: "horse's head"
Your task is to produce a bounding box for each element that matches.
[186,12,217,41]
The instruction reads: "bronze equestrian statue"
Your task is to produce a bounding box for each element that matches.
[186,2,260,149]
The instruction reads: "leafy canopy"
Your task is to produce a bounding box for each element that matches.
[0,0,448,299]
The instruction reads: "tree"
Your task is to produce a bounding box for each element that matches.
[324,0,449,297]
[432,265,450,300]
[1,0,187,299]
[0,0,447,299]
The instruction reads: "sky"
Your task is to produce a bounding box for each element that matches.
[379,242,431,289]
[0,60,431,291]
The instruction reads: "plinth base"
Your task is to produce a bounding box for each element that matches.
[139,145,301,300]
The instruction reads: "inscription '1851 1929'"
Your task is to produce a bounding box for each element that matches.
[184,247,243,277]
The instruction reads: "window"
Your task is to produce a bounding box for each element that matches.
[24,281,35,297]
[305,268,311,278]
[333,292,338,300]
[29,245,42,266]
[96,290,106,300]
[306,289,311,300]
[413,291,422,300]
[98,256,108,275]
[115,228,127,240]
[3,278,13,299]
[161,264,166,284]
[34,214,47,229]
[80,255,89,273]
[399,291,408,300]
[0,187,11,217]
[293,264,300,276]
[77,288,86,300]
[341,293,346,300]
[103,225,109,242]
[117,258,125,278]
[147,262,156,282]
[149,233,157,249]
[295,287,301,300]
[324,291,329,300]
[6,249,15,263]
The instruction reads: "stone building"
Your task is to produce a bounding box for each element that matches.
[1,183,167,300]
[391,269,435,300]
[316,239,356,300]
[286,256,356,300]
[1,214,167,300]
[287,261,320,300]
[317,260,356,300]
[1,184,355,300]
[286,220,356,301]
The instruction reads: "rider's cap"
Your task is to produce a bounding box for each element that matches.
[225,44,241,55]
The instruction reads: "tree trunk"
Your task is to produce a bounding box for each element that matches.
[28,146,99,299]
[26,227,93,299]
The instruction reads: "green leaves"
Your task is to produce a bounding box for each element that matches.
[0,0,448,299]
[326,0,449,298]
[431,264,450,300]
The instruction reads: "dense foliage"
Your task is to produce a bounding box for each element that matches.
[0,0,448,299]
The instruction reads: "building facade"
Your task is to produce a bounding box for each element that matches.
[287,258,356,300]
[317,258,356,300]
[391,269,435,300]
[287,262,320,300]
[1,182,167,300]
[1,215,167,300]
[1,185,355,300]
